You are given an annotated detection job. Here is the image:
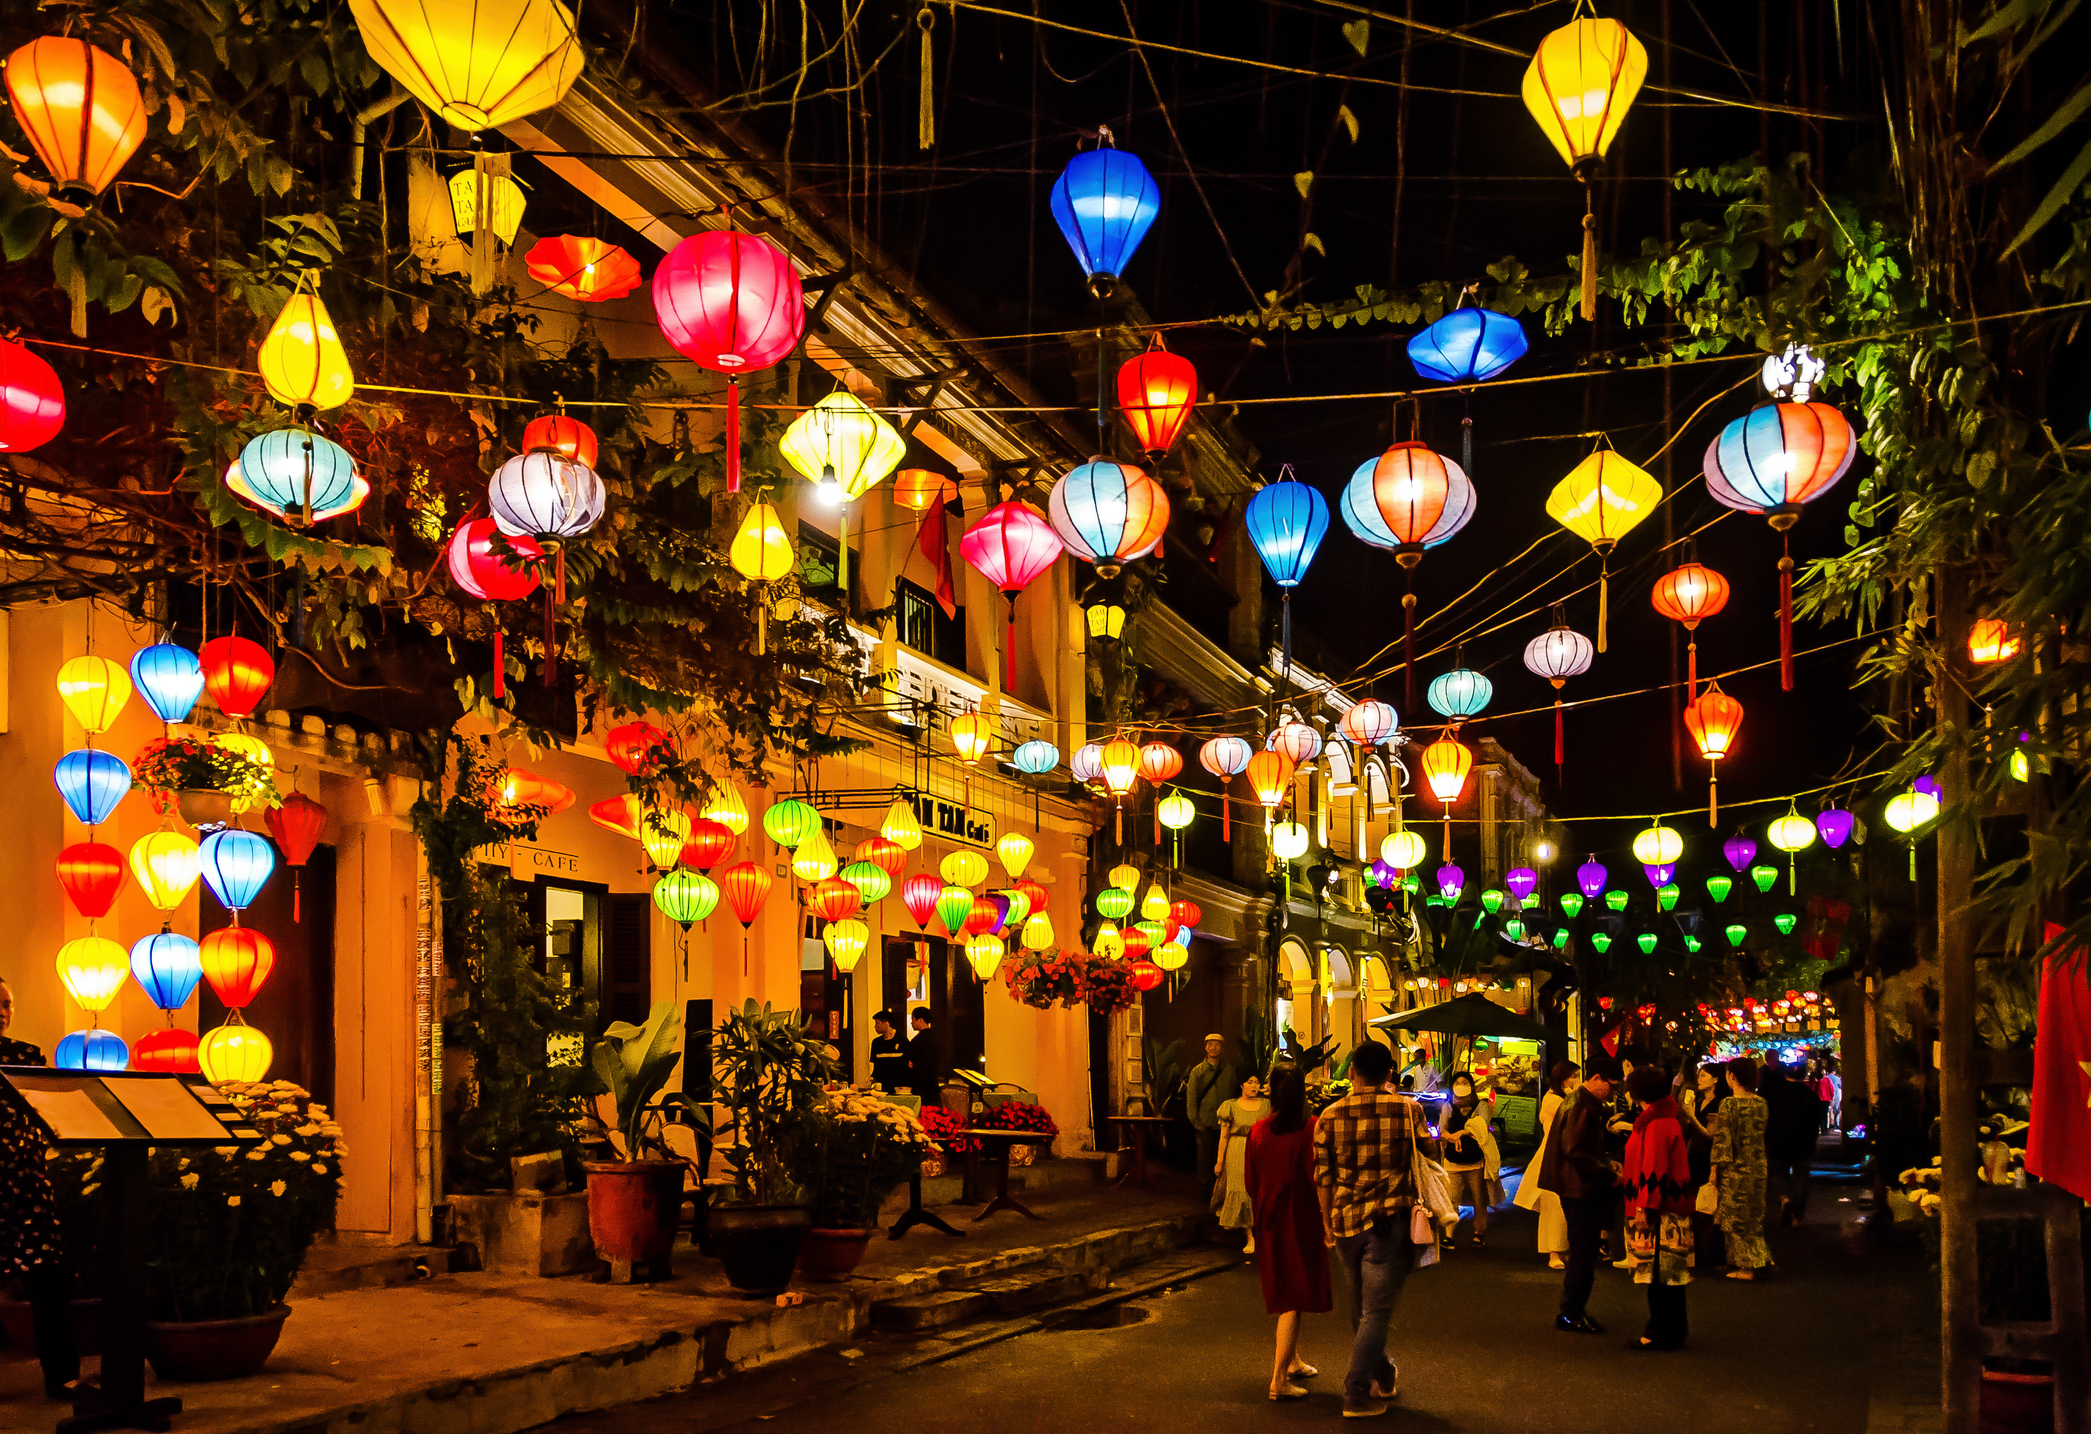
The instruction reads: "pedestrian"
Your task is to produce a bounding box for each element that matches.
[1621,1066,1694,1350]
[1710,1057,1774,1279]
[1213,1071,1269,1251]
[1677,1061,1728,1270]
[1513,1060,1579,1270]
[1819,1058,1842,1129]
[1536,1052,1623,1334]
[0,978,45,1066]
[1184,1034,1239,1198]
[1759,1060,1822,1226]
[0,1077,80,1399]
[1436,1071,1500,1249]
[907,1009,939,1097]
[868,1010,912,1092]
[1246,1064,1330,1401]
[1604,1051,1642,1266]
[1314,1038,1435,1419]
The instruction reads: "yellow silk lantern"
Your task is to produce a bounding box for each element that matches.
[2,37,147,199]
[1154,940,1188,973]
[1545,448,1660,651]
[1094,921,1126,959]
[1021,912,1054,951]
[1157,791,1195,831]
[638,807,690,869]
[347,0,583,131]
[1107,863,1142,892]
[57,936,128,1011]
[941,848,989,888]
[881,797,924,850]
[729,502,794,581]
[56,655,132,734]
[1000,887,1032,928]
[1629,821,1683,867]
[1140,886,1171,922]
[199,1018,273,1083]
[779,391,906,502]
[257,288,354,414]
[448,168,526,245]
[130,830,201,910]
[1271,821,1310,859]
[792,828,838,884]
[702,783,750,836]
[823,919,869,973]
[1381,829,1427,871]
[952,714,994,765]
[964,931,1005,980]
[996,831,1034,879]
[1522,6,1647,320]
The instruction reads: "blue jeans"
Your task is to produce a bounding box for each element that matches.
[1336,1216,1414,1407]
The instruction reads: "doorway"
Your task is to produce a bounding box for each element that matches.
[521,877,648,1038]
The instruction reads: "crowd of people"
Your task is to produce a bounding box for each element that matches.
[1185,1032,1838,1417]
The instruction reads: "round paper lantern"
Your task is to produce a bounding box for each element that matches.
[996,831,1035,879]
[1438,864,1467,899]
[256,290,354,414]
[1093,921,1126,959]
[701,784,750,836]
[1683,681,1745,820]
[941,849,989,889]
[1137,742,1184,786]
[1706,874,1733,903]
[1019,912,1054,952]
[839,860,891,905]
[235,429,358,521]
[1013,739,1060,775]
[130,931,203,1011]
[1339,701,1398,748]
[199,1019,273,1083]
[1630,823,1684,867]
[1968,619,2019,664]
[809,875,863,923]
[894,468,958,512]
[522,413,599,469]
[1200,736,1253,778]
[489,451,604,540]
[1014,877,1049,916]
[1546,448,1660,650]
[1001,887,1032,927]
[1524,614,1595,765]
[1244,467,1333,660]
[199,828,277,911]
[602,722,672,775]
[57,935,128,1011]
[762,798,822,850]
[1117,340,1196,456]
[1127,958,1164,992]
[960,500,1065,688]
[259,792,322,898]
[1245,750,1295,810]
[951,713,995,765]
[1157,791,1195,831]
[720,861,774,928]
[1647,862,1678,889]
[681,819,737,872]
[935,884,975,937]
[3,37,146,198]
[56,655,132,734]
[856,837,906,877]
[347,0,582,129]
[133,1027,201,1073]
[200,925,276,1008]
[1407,307,1528,384]
[881,798,924,851]
[1071,742,1106,787]
[964,931,1006,981]
[901,873,944,928]
[55,748,129,826]
[780,391,907,503]
[57,842,124,918]
[199,636,274,719]
[1048,459,1170,578]
[1262,723,1319,772]
[1768,810,1818,854]
[447,518,544,602]
[0,334,66,451]
[1651,561,1731,628]
[56,1029,129,1071]
[653,229,805,374]
[824,919,870,974]
[1426,667,1492,722]
[1382,829,1427,871]
[640,807,693,871]
[131,642,204,723]
[1153,937,1188,973]
[130,830,201,911]
[1097,738,1142,805]
[524,235,642,302]
[1506,867,1538,902]
[1339,443,1475,558]
[589,795,642,841]
[1271,821,1310,859]
[1049,143,1161,296]
[1096,886,1134,921]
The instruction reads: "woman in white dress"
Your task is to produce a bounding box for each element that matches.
[1514,1060,1580,1269]
[1212,1073,1269,1252]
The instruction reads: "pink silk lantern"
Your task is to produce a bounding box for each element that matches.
[959,500,1065,689]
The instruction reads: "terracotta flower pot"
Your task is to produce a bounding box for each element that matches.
[176,789,234,829]
[581,1161,685,1266]
[797,1227,872,1282]
[0,1297,102,1357]
[144,1304,290,1381]
[708,1204,811,1295]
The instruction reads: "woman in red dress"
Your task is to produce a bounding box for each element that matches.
[1244,1064,1333,1400]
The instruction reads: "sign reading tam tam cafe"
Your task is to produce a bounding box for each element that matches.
[902,788,996,849]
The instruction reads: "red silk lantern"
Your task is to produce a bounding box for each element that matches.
[446,517,545,700]
[681,818,737,871]
[857,837,906,876]
[809,875,864,922]
[721,860,773,925]
[963,895,999,937]
[522,413,599,469]
[524,235,643,303]
[652,230,805,494]
[57,842,124,918]
[1169,898,1203,929]
[1650,560,1730,698]
[200,925,276,1008]
[1013,876,1048,915]
[134,1026,202,1073]
[1116,339,1196,456]
[264,791,327,921]
[0,335,66,452]
[901,872,944,928]
[604,721,674,774]
[492,769,575,826]
[959,500,1065,690]
[589,795,641,840]
[1120,922,1154,962]
[1127,958,1164,992]
[199,636,273,719]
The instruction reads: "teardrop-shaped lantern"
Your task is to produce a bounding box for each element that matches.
[257,290,354,415]
[3,38,147,199]
[1049,141,1161,297]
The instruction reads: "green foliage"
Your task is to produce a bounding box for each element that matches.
[782,1087,940,1228]
[590,1001,687,1160]
[1141,1034,1186,1113]
[710,999,839,1205]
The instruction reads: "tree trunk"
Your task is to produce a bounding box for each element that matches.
[1935,562,1981,1432]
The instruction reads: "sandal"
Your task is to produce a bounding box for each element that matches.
[1288,1362,1320,1378]
[1270,1383,1309,1401]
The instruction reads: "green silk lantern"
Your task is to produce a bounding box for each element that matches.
[1684,935,1703,954]
[653,870,720,929]
[1774,911,1797,936]
[1096,886,1134,921]
[936,883,974,937]
[1503,918,1526,940]
[1001,887,1032,928]
[1605,890,1629,912]
[840,860,891,904]
[1552,926,1571,950]
[1657,883,1680,911]
[1559,892,1585,919]
[1590,932,1613,953]
[1706,874,1733,904]
[1637,932,1657,954]
[1750,864,1779,895]
[763,798,821,849]
[1481,889,1504,914]
[1725,922,1747,946]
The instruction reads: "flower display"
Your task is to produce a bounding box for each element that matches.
[975,1099,1058,1138]
[999,948,1138,1015]
[785,1086,941,1229]
[916,1102,977,1155]
[130,734,279,810]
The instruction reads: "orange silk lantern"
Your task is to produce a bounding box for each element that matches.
[264,791,327,922]
[493,769,575,826]
[1013,876,1048,915]
[1120,921,1154,962]
[1245,750,1295,811]
[719,859,774,975]
[856,836,906,876]
[1967,619,2019,664]
[3,37,147,199]
[522,413,599,469]
[680,818,737,871]
[963,895,1000,937]
[523,235,643,302]
[894,468,958,512]
[57,842,124,918]
[1116,338,1196,457]
[1682,681,1744,822]
[200,925,276,1009]
[1137,741,1183,785]
[588,795,642,840]
[1418,735,1473,850]
[1650,559,1731,698]
[604,721,674,774]
[1098,736,1141,843]
[809,875,864,923]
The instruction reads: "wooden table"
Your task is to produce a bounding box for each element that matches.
[958,1130,1054,1222]
[1108,1114,1174,1187]
[886,1164,965,1240]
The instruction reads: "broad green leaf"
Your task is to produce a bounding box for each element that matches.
[2000,136,2091,255]
[1989,81,2091,170]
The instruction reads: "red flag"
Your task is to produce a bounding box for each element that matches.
[2027,923,2091,1202]
[915,503,956,618]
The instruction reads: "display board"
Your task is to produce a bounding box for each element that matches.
[1,1070,262,1147]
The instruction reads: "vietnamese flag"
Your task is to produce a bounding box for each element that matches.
[2026,923,2091,1202]
[914,502,956,618]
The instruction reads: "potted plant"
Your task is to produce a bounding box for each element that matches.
[139,1080,344,1380]
[975,1098,1058,1167]
[583,1002,705,1281]
[708,1000,837,1294]
[131,735,278,828]
[0,1148,103,1360]
[783,1088,939,1281]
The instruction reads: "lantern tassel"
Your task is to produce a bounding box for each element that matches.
[726,379,742,494]
[1778,538,1795,692]
[756,582,769,655]
[1116,802,1123,846]
[1005,593,1018,690]
[918,6,936,148]
[1708,765,1718,826]
[293,871,302,924]
[1281,591,1292,678]
[1402,588,1418,713]
[1597,563,1610,653]
[544,587,557,688]
[1222,790,1231,843]
[493,629,505,701]
[839,504,850,596]
[1554,698,1564,768]
[1462,407,1474,480]
[1687,637,1698,702]
[1579,182,1598,322]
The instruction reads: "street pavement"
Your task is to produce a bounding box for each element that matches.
[532,1174,1939,1434]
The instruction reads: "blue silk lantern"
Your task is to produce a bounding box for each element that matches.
[236,428,358,520]
[1576,857,1608,898]
[1245,466,1330,672]
[1426,666,1492,722]
[131,642,204,723]
[1012,739,1060,775]
[54,748,130,826]
[130,931,203,1011]
[56,1029,129,1071]
[198,828,277,911]
[1408,308,1528,384]
[1049,144,1161,297]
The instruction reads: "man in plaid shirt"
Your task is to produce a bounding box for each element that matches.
[1315,1039,1437,1418]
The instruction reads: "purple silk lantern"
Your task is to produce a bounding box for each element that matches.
[1644,862,1676,888]
[1505,867,1538,901]
[1370,858,1399,889]
[1816,807,1854,849]
[1436,863,1466,900]
[988,893,1013,935]
[1723,833,1757,873]
[1914,775,1941,800]
[1576,857,1608,898]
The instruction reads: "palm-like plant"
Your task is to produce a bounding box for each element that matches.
[710,1000,838,1205]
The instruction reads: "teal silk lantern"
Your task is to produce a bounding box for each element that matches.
[1013,739,1060,775]
[235,428,359,521]
[1427,664,1493,722]
[131,641,204,723]
[198,828,277,911]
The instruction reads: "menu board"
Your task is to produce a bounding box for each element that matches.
[0,1072,262,1146]
[110,1078,239,1141]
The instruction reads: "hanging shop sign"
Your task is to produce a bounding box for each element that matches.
[899,787,997,850]
[473,839,587,881]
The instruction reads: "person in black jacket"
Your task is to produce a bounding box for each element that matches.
[1759,1060,1824,1226]
[907,1009,940,1097]
[1537,1053,1624,1334]
[869,1011,913,1091]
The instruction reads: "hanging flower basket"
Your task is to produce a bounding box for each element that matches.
[132,736,278,823]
